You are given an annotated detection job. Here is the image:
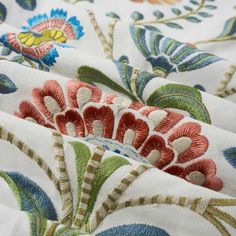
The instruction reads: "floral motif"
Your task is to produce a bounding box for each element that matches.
[0,74,17,94]
[130,0,180,5]
[130,26,221,77]
[0,9,84,67]
[14,79,221,191]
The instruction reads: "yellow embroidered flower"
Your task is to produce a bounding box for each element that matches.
[130,0,181,5]
[17,32,49,47]
[42,29,67,43]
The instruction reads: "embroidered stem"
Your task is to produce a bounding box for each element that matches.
[87,164,152,233]
[192,36,236,46]
[109,195,236,236]
[130,68,141,101]
[52,132,73,225]
[87,10,116,59]
[135,0,205,25]
[0,125,60,191]
[72,146,105,229]
[0,56,36,69]
[215,64,236,98]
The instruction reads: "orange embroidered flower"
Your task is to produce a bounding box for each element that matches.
[130,0,181,5]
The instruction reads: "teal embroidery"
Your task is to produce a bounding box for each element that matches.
[96,224,170,236]
[0,2,7,22]
[223,147,236,168]
[147,84,211,124]
[15,0,37,11]
[0,171,57,220]
[0,74,17,94]
[130,26,221,77]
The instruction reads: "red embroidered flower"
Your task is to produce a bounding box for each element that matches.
[141,107,183,134]
[140,135,174,168]
[66,80,102,109]
[32,80,66,122]
[183,159,223,191]
[168,122,209,163]
[116,112,149,149]
[55,109,85,137]
[83,106,114,138]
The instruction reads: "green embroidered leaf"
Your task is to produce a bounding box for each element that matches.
[153,10,164,19]
[83,156,130,223]
[0,2,7,22]
[11,55,24,63]
[198,12,213,18]
[184,6,193,11]
[131,11,144,22]
[0,171,57,220]
[106,12,120,20]
[1,47,11,56]
[218,17,236,37]
[28,213,47,236]
[190,0,199,5]
[15,0,37,11]
[204,4,217,10]
[165,22,183,29]
[223,147,236,169]
[53,226,81,236]
[118,55,129,64]
[185,16,201,23]
[144,25,161,33]
[171,8,181,16]
[77,66,138,101]
[0,74,17,94]
[69,141,91,214]
[146,84,211,124]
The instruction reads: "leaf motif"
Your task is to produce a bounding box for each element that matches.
[69,141,91,215]
[77,66,138,101]
[146,84,211,124]
[190,0,199,5]
[185,16,201,23]
[82,156,130,223]
[0,74,17,94]
[184,5,193,11]
[0,2,7,22]
[223,147,236,168]
[204,4,217,10]
[96,224,170,236]
[165,22,183,29]
[144,25,161,33]
[11,55,24,63]
[15,0,37,11]
[218,17,236,37]
[1,47,11,56]
[106,12,120,20]
[28,213,47,236]
[171,8,181,16]
[118,55,129,64]
[131,11,144,21]
[198,12,213,18]
[0,171,57,220]
[153,10,164,19]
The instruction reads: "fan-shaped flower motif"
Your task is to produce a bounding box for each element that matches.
[14,79,222,191]
[130,26,221,77]
[0,9,84,67]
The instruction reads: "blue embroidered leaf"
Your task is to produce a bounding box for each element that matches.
[144,25,161,33]
[0,171,57,220]
[96,224,170,236]
[218,17,236,37]
[15,0,37,11]
[198,12,213,18]
[153,10,164,19]
[0,74,17,94]
[171,8,181,15]
[190,0,199,5]
[1,47,11,56]
[0,2,7,22]
[106,12,120,20]
[178,53,221,72]
[165,22,183,29]
[147,84,211,123]
[223,147,236,168]
[77,66,138,101]
[185,16,201,23]
[118,55,129,64]
[131,11,144,22]
[184,5,193,11]
[194,84,206,92]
